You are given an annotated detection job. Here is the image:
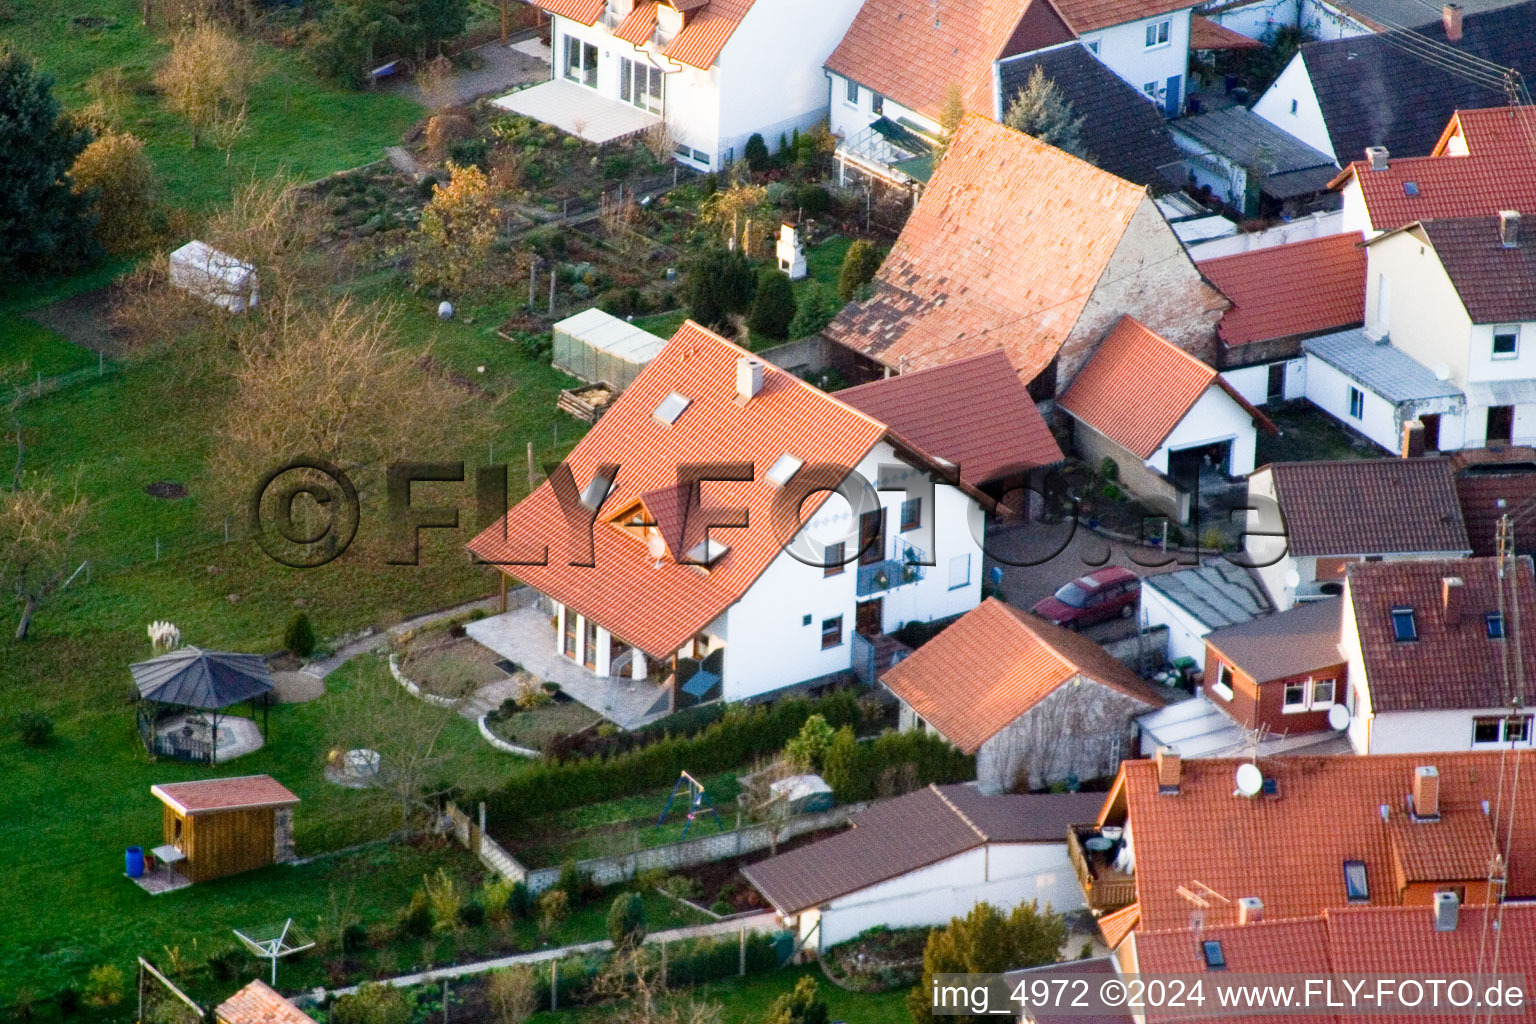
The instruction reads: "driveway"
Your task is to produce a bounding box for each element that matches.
[982,519,1196,644]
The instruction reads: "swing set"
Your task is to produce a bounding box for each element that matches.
[655,771,724,838]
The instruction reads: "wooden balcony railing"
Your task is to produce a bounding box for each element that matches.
[1067,825,1137,913]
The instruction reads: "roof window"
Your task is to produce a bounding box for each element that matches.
[685,537,729,567]
[1390,607,1418,642]
[1201,940,1226,970]
[653,391,692,425]
[1344,860,1369,902]
[1403,181,1420,196]
[1486,612,1505,639]
[579,471,615,511]
[766,453,804,488]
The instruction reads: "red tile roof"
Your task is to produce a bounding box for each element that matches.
[742,784,1103,913]
[825,0,1075,121]
[216,981,318,1024]
[836,349,1064,487]
[1053,0,1200,31]
[151,775,299,815]
[1198,232,1366,347]
[1454,454,1536,556]
[1097,900,1141,948]
[614,1,658,45]
[1387,808,1497,884]
[662,0,755,69]
[1189,14,1262,48]
[1108,752,1536,933]
[824,115,1149,385]
[530,0,604,24]
[1264,458,1471,557]
[1058,316,1271,459]
[466,323,890,660]
[1345,556,1536,713]
[879,597,1168,753]
[1432,104,1536,156]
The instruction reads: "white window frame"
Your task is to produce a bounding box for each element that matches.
[1083,37,1100,53]
[1143,81,1158,99]
[948,553,971,590]
[1145,18,1171,48]
[1211,663,1234,701]
[844,79,859,106]
[1493,325,1520,360]
[1282,676,1336,713]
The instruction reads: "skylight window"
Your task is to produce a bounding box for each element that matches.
[653,391,692,426]
[1486,612,1506,639]
[1201,940,1226,970]
[766,453,804,488]
[579,471,614,511]
[1403,181,1420,196]
[1390,607,1418,642]
[685,538,729,566]
[1344,860,1369,902]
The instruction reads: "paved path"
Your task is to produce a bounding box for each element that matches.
[389,39,549,108]
[315,912,778,999]
[302,596,502,679]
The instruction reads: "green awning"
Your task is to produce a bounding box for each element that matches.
[891,154,934,183]
[869,116,933,155]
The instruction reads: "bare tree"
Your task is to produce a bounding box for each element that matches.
[0,475,90,640]
[155,21,258,148]
[641,120,677,165]
[486,965,538,1024]
[591,947,723,1024]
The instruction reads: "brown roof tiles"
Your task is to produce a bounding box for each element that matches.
[879,597,1169,754]
[1417,215,1536,324]
[1265,458,1471,557]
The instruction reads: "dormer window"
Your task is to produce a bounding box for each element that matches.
[685,537,728,567]
[653,391,691,425]
[580,470,615,511]
[1486,612,1505,639]
[1390,607,1418,642]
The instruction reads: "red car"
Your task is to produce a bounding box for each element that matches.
[1031,566,1141,629]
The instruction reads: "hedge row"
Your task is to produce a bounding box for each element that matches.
[478,692,861,830]
[825,728,977,803]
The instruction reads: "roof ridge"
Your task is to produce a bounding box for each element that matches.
[928,782,991,843]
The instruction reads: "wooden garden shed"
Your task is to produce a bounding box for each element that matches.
[150,775,299,883]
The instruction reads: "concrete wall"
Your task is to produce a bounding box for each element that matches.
[1301,350,1412,452]
[1201,0,1300,40]
[1251,53,1336,162]
[1297,0,1374,39]
[1140,583,1220,664]
[1221,359,1305,405]
[975,678,1154,792]
[1072,419,1191,521]
[1062,198,1229,393]
[815,842,1084,950]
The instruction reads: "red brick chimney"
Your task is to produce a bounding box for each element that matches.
[1157,746,1182,794]
[1443,3,1463,41]
[1402,420,1426,459]
[1414,765,1441,820]
[1442,577,1465,626]
[1239,897,1264,925]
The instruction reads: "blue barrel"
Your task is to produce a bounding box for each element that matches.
[125,846,144,878]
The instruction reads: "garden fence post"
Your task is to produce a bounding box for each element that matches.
[530,261,537,305]
[443,979,449,1024]
[739,926,746,976]
[527,442,536,492]
[661,940,668,987]
[551,959,559,1011]
[549,269,556,314]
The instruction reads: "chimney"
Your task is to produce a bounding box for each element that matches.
[1501,210,1521,248]
[1402,419,1426,459]
[1156,746,1182,794]
[1441,577,1465,626]
[735,357,764,402]
[1434,889,1460,931]
[1366,145,1390,171]
[1442,2,1463,40]
[1413,765,1441,820]
[1238,897,1264,925]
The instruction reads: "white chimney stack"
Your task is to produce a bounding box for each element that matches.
[736,357,764,402]
[1239,897,1264,925]
[1434,890,1460,931]
[1366,146,1390,171]
[1501,210,1521,248]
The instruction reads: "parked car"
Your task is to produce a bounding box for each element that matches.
[1031,567,1140,629]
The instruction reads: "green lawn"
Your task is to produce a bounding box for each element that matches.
[794,235,854,302]
[524,965,913,1024]
[7,1,423,210]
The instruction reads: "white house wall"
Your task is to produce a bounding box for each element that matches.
[1301,352,1408,452]
[1365,231,1474,384]
[827,72,939,150]
[1220,360,1305,407]
[1297,0,1374,39]
[1147,386,1260,476]
[721,440,984,701]
[1202,0,1299,40]
[1077,11,1193,114]
[716,0,865,161]
[1251,54,1335,162]
[1365,708,1536,754]
[1140,584,1217,664]
[815,843,1084,950]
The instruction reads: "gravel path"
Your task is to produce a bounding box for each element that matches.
[302,595,501,679]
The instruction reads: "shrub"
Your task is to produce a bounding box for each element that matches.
[487,965,538,1024]
[824,729,974,803]
[537,889,570,936]
[331,982,411,1024]
[509,881,532,919]
[606,891,646,949]
[766,976,829,1024]
[413,162,502,294]
[602,154,634,179]
[555,860,593,904]
[837,239,883,302]
[17,711,53,748]
[1099,457,1119,482]
[482,878,514,923]
[789,281,839,339]
[284,611,317,658]
[398,891,433,938]
[747,268,796,342]
[685,246,755,330]
[526,225,567,258]
[710,899,733,916]
[82,965,124,1008]
[795,184,832,217]
[783,713,835,772]
[516,332,552,361]
[70,130,160,255]
[342,922,369,955]
[744,132,770,172]
[458,901,486,928]
[448,137,489,169]
[423,867,464,933]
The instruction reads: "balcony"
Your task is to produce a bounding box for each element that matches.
[1067,824,1137,913]
[856,540,927,597]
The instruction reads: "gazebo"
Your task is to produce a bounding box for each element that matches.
[132,647,275,764]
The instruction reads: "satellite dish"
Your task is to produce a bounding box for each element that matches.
[1328,704,1350,731]
[647,533,667,561]
[1433,362,1451,381]
[1284,568,1301,589]
[1235,762,1264,798]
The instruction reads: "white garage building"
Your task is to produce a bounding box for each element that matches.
[742,784,1101,952]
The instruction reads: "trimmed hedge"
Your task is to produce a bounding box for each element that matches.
[480,693,861,830]
[824,728,976,803]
